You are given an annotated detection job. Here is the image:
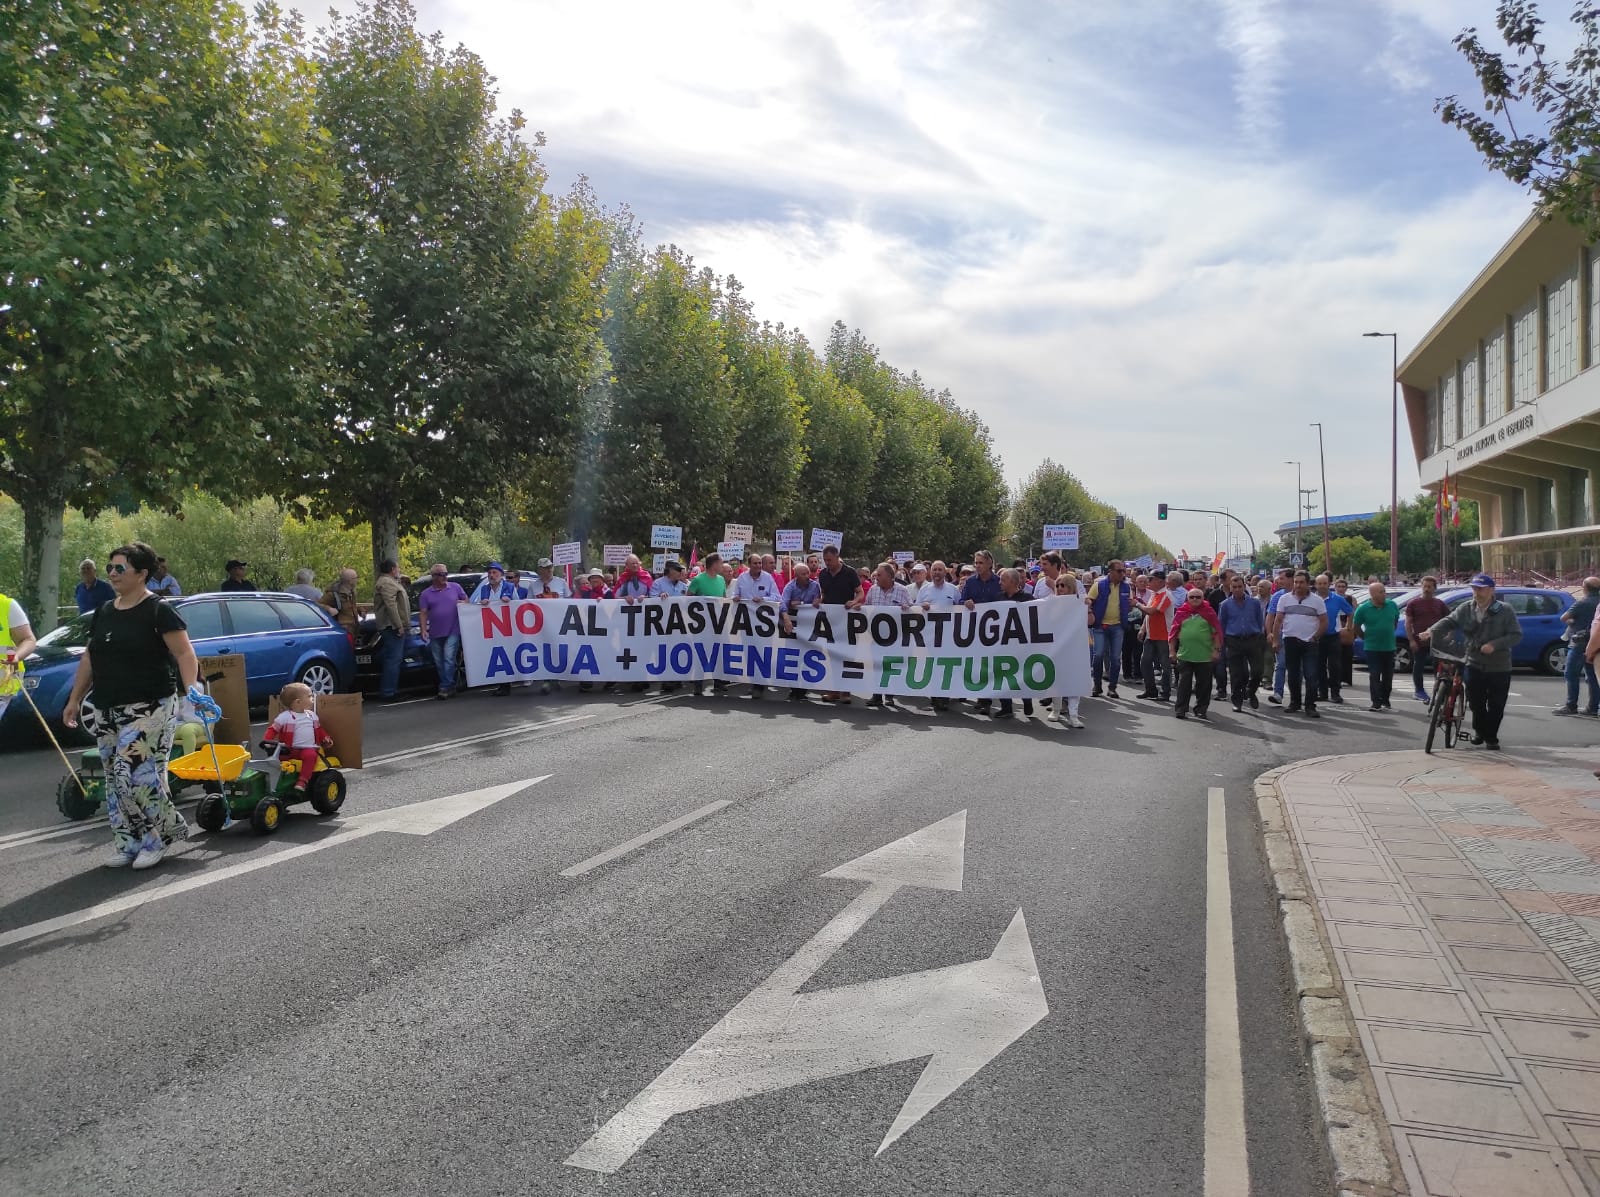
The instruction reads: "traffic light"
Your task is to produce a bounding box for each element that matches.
[1114,515,1125,530]
[1157,503,1168,520]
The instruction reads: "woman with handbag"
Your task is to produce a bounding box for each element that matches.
[63,541,202,869]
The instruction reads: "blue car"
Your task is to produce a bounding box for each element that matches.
[2,592,356,745]
[1352,587,1573,674]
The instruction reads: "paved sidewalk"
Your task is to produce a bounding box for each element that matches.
[1273,747,1600,1197]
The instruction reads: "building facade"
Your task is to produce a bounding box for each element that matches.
[1400,213,1600,579]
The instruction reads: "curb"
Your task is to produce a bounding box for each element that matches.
[1254,758,1410,1197]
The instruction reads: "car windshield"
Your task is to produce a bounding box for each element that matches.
[36,613,92,649]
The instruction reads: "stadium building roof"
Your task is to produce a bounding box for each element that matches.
[1274,512,1378,536]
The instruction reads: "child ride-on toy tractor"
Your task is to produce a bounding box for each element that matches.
[173,743,349,835]
[54,718,213,822]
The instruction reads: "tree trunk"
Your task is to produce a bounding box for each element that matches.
[20,496,65,633]
[370,505,400,595]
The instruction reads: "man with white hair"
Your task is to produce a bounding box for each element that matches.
[75,559,114,614]
[286,568,322,601]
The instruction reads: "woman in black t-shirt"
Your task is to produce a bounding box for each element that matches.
[64,541,200,870]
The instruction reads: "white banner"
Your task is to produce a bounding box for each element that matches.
[775,529,804,552]
[551,540,582,567]
[1043,524,1079,551]
[460,596,1091,698]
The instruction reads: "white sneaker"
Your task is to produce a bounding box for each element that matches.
[1068,714,1085,729]
[104,847,136,868]
[131,844,166,870]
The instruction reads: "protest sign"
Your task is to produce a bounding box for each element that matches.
[603,545,632,566]
[717,540,746,559]
[652,553,668,574]
[460,596,1091,699]
[1042,524,1079,551]
[723,523,753,546]
[551,541,582,567]
[809,528,843,551]
[775,529,804,552]
[650,524,682,549]
[892,551,915,565]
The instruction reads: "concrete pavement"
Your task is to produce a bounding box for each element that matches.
[0,673,1589,1195]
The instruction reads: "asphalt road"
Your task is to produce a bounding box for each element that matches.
[0,672,1591,1196]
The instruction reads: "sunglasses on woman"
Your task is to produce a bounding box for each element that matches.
[106,563,129,574]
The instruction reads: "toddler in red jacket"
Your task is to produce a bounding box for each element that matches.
[262,682,335,790]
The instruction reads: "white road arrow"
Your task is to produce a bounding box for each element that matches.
[0,777,549,951]
[565,810,1049,1174]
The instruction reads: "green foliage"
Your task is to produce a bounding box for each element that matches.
[1325,536,1390,580]
[1273,494,1480,576]
[1008,459,1166,567]
[1436,1,1600,234]
[1,0,346,625]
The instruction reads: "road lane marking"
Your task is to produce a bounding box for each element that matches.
[566,810,1048,1174]
[0,778,548,951]
[1205,786,1250,1196]
[558,800,732,877]
[362,712,596,766]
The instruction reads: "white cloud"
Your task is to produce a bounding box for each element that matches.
[335,0,1536,552]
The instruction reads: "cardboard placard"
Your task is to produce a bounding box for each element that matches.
[775,529,804,552]
[809,528,843,551]
[603,544,632,566]
[196,654,249,747]
[266,691,364,769]
[1043,524,1079,551]
[652,553,668,574]
[723,522,753,546]
[717,540,746,559]
[551,541,582,567]
[650,524,682,549]
[892,551,915,564]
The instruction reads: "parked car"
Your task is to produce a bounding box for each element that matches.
[354,570,499,694]
[1,592,356,746]
[1352,586,1573,673]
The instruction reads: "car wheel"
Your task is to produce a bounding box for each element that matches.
[296,660,339,694]
[1538,641,1565,676]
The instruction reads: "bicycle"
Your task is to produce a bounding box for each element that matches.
[1424,629,1470,754]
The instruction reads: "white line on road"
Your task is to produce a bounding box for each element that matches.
[0,778,547,951]
[363,711,596,766]
[1204,786,1250,1196]
[559,800,732,877]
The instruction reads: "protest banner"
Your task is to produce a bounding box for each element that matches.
[459,596,1091,699]
[809,528,843,552]
[717,540,746,559]
[603,545,632,566]
[652,553,668,574]
[892,551,915,565]
[775,529,804,552]
[551,541,582,567]
[650,524,682,549]
[723,523,753,547]
[1042,524,1079,551]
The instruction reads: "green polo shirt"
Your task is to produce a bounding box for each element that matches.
[687,572,726,598]
[1352,599,1400,652]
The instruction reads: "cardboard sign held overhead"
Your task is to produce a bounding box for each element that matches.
[603,544,632,566]
[723,523,753,547]
[266,691,364,770]
[196,654,249,747]
[551,541,582,567]
[775,529,804,552]
[809,528,843,552]
[650,525,683,549]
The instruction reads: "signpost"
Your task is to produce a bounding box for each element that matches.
[1042,524,1079,551]
[650,524,682,550]
[775,529,804,552]
[1289,552,1305,567]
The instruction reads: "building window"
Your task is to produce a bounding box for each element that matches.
[1425,385,1439,453]
[1483,326,1506,422]
[1571,467,1593,526]
[1512,295,1538,404]
[1441,370,1457,446]
[1459,352,1481,434]
[1546,262,1580,387]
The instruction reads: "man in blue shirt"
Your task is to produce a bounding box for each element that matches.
[960,550,1005,713]
[1217,575,1266,711]
[1314,574,1353,705]
[75,559,115,613]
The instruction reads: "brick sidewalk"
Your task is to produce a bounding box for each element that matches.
[1274,748,1600,1197]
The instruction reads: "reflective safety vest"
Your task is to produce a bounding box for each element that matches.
[0,594,24,697]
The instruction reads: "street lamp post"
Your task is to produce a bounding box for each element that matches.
[1311,422,1333,575]
[1284,460,1302,559]
[1363,331,1400,583]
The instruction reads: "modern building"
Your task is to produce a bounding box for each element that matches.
[1400,212,1600,578]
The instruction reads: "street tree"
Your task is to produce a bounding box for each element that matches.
[1009,460,1113,563]
[929,398,1007,561]
[719,282,806,538]
[307,0,604,576]
[1,0,344,628]
[786,338,879,544]
[1436,1,1600,233]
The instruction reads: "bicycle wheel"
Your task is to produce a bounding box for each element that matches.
[1442,679,1463,748]
[1425,674,1452,754]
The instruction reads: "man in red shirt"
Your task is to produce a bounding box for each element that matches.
[1404,574,1452,702]
[1136,570,1180,702]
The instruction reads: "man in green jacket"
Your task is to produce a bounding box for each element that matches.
[1420,573,1523,750]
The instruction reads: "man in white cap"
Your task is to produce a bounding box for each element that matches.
[1420,573,1522,749]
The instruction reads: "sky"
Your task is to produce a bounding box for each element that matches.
[340,0,1551,559]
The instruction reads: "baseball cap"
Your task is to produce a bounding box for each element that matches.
[486,560,505,572]
[225,559,248,570]
[536,557,554,569]
[665,559,685,572]
[1468,572,1495,588]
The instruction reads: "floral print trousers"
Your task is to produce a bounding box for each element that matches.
[97,695,190,855]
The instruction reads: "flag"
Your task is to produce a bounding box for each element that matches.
[688,542,698,569]
[1451,472,1461,528]
[1436,468,1446,530]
